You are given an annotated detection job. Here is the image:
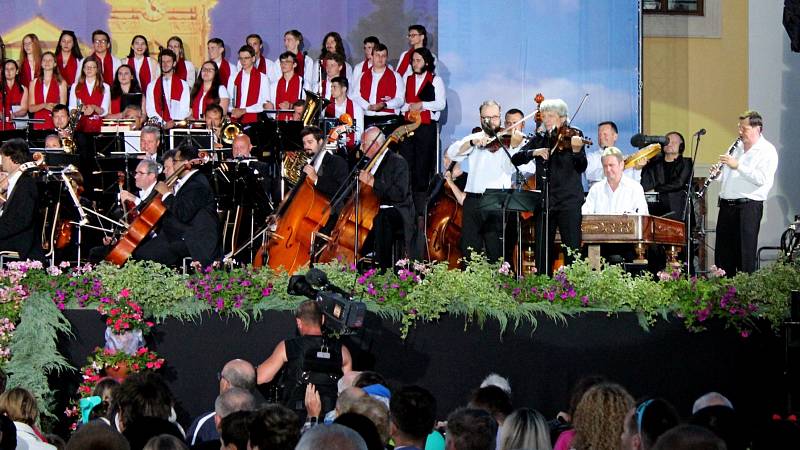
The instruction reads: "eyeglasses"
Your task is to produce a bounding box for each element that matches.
[134,171,150,176]
[635,399,654,436]
[238,56,253,61]
[407,33,421,38]
[93,39,108,44]
[480,115,500,121]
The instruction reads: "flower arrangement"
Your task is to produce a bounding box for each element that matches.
[0,317,15,366]
[96,289,153,334]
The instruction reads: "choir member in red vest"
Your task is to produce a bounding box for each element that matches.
[317,32,353,83]
[352,43,404,129]
[316,52,346,101]
[353,36,380,75]
[167,36,196,85]
[89,30,121,86]
[56,30,83,87]
[28,52,67,130]
[279,30,314,91]
[207,38,234,87]
[18,34,42,89]
[396,25,438,79]
[145,49,190,129]
[190,61,229,119]
[229,45,270,125]
[107,65,144,118]
[1,61,29,130]
[237,34,280,84]
[68,56,110,133]
[324,77,364,151]
[265,51,305,122]
[125,35,159,94]
[398,47,446,213]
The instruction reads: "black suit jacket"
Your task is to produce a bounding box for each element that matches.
[315,151,348,199]
[161,171,220,265]
[373,151,416,252]
[0,174,43,260]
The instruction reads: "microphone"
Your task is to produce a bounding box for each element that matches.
[694,128,707,136]
[630,133,668,148]
[306,268,351,298]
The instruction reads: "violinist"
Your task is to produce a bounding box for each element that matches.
[0,139,44,260]
[300,125,348,199]
[512,98,587,275]
[139,126,161,161]
[133,147,220,267]
[445,100,519,263]
[358,127,415,269]
[119,159,158,211]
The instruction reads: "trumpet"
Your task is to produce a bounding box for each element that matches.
[697,137,741,198]
[219,118,243,145]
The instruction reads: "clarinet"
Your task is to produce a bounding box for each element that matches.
[696,137,741,198]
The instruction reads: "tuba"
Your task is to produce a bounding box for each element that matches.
[300,89,331,126]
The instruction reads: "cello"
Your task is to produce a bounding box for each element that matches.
[254,115,353,274]
[425,160,464,269]
[105,155,205,266]
[318,113,421,264]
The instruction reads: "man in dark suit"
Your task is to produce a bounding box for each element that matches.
[134,146,220,267]
[0,139,44,261]
[358,127,416,269]
[300,125,348,199]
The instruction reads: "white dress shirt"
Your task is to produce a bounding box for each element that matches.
[351,68,405,116]
[129,56,160,88]
[193,85,230,118]
[446,132,518,194]
[330,98,364,144]
[274,54,315,90]
[238,55,281,84]
[135,182,156,205]
[0,170,22,217]
[396,49,439,79]
[227,69,270,113]
[719,135,778,201]
[180,59,197,86]
[399,72,446,121]
[582,175,649,215]
[145,76,190,122]
[68,79,111,115]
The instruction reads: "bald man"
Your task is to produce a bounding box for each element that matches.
[232,134,255,159]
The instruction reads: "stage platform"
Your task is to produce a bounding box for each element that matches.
[54,309,789,430]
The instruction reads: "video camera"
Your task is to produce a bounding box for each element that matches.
[287,268,366,333]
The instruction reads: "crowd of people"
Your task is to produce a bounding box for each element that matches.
[0,300,798,449]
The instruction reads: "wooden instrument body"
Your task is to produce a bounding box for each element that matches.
[426,183,463,269]
[105,196,166,266]
[317,183,378,264]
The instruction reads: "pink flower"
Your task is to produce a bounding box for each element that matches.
[119,288,130,298]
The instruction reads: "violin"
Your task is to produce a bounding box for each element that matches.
[551,124,593,151]
[486,131,526,153]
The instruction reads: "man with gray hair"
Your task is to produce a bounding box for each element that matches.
[187,359,257,446]
[296,423,368,450]
[582,146,648,215]
[139,125,162,161]
[120,159,159,211]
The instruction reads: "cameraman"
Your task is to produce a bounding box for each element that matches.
[256,300,352,419]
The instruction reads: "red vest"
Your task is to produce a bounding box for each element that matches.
[360,59,371,73]
[127,57,153,93]
[152,77,184,121]
[75,81,104,132]
[325,99,356,148]
[256,55,268,75]
[234,70,263,124]
[274,74,301,121]
[293,52,305,77]
[33,78,61,130]
[57,53,79,86]
[359,68,398,114]
[1,83,24,129]
[191,86,216,119]
[175,59,188,81]
[397,48,413,77]
[93,52,115,85]
[404,71,434,124]
[20,58,38,88]
[217,59,232,86]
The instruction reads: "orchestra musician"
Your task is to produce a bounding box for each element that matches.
[713,110,778,275]
[324,77,364,153]
[300,125,348,199]
[133,146,220,267]
[504,109,535,181]
[18,33,42,89]
[640,131,692,219]
[107,65,145,117]
[582,147,648,215]
[265,51,304,122]
[512,98,587,275]
[446,100,519,263]
[55,30,83,87]
[89,29,121,86]
[207,37,234,87]
[125,35,159,94]
[353,36,380,75]
[119,159,159,211]
[122,104,144,130]
[44,134,61,149]
[28,51,67,130]
[398,47,446,215]
[292,100,305,121]
[167,36,196,85]
[2,60,29,128]
[189,61,230,120]
[318,32,353,81]
[139,126,162,161]
[145,49,190,129]
[238,34,280,84]
[396,25,437,79]
[352,43,404,129]
[229,45,271,125]
[279,30,314,90]
[203,104,225,147]
[357,127,416,269]
[0,139,44,261]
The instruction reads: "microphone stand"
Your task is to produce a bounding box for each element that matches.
[683,132,702,277]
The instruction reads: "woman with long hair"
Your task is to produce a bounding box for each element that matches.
[189,60,229,119]
[498,408,553,450]
[68,56,110,132]
[554,383,634,450]
[28,51,68,130]
[167,36,196,85]
[55,30,83,86]
[107,64,144,118]
[2,60,29,129]
[319,31,352,80]
[18,33,42,88]
[125,34,159,93]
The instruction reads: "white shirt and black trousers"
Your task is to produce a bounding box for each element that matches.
[715,135,778,275]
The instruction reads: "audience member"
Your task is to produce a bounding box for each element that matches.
[0,415,16,450]
[468,385,513,428]
[497,407,551,450]
[246,404,299,450]
[390,386,437,450]
[689,405,747,450]
[549,374,608,443]
[651,424,727,450]
[445,408,497,450]
[112,372,175,432]
[295,423,368,450]
[123,417,184,450]
[335,413,385,450]
[692,392,734,414]
[555,382,633,450]
[143,434,189,450]
[620,398,680,450]
[64,422,129,450]
[479,374,511,396]
[0,387,56,450]
[341,395,390,445]
[219,410,252,450]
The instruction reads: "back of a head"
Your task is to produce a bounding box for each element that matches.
[567,374,608,418]
[390,385,437,441]
[114,372,174,428]
[142,434,188,450]
[221,359,256,391]
[652,424,727,450]
[446,408,498,450]
[337,387,367,414]
[343,395,390,444]
[480,373,512,396]
[0,386,38,425]
[335,412,384,450]
[468,385,513,423]
[247,404,299,450]
[692,392,733,415]
[295,299,323,327]
[689,405,747,450]
[296,423,368,450]
[122,417,183,450]
[65,422,129,450]
[354,371,387,389]
[498,407,551,450]
[0,414,17,450]
[220,410,252,450]
[215,387,256,418]
[572,382,634,450]
[632,398,681,449]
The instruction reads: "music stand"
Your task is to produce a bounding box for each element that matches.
[479,189,541,275]
[28,148,80,168]
[170,128,213,150]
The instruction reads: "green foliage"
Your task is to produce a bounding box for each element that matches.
[731,259,800,331]
[92,261,191,317]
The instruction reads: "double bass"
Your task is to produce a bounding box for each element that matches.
[254,116,353,274]
[425,162,463,269]
[318,113,421,264]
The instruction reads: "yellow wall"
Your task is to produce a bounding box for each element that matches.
[643,1,748,164]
